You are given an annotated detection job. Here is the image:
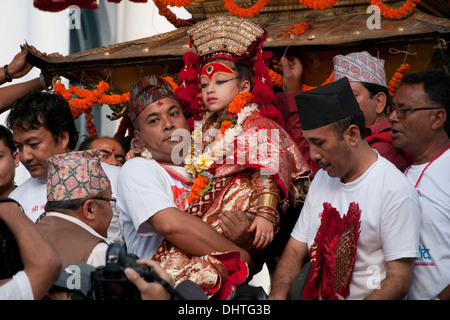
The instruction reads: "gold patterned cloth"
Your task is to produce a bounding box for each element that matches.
[152,108,310,299]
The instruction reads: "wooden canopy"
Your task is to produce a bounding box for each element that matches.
[27,0,450,120]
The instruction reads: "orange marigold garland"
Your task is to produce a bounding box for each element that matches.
[158,0,196,6]
[188,173,211,204]
[269,69,283,87]
[54,81,130,137]
[370,0,420,19]
[301,71,334,91]
[186,92,255,204]
[153,0,196,28]
[223,0,271,18]
[388,64,410,96]
[283,21,313,38]
[299,0,340,10]
[228,92,253,114]
[164,76,179,91]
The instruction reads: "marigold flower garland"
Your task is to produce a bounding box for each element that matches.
[153,0,196,28]
[186,92,257,204]
[388,64,410,96]
[223,0,271,18]
[53,81,130,137]
[370,0,420,19]
[298,0,339,10]
[283,21,313,38]
[270,62,410,97]
[153,0,419,22]
[158,0,196,6]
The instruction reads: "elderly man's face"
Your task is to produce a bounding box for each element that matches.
[388,83,441,157]
[134,98,190,163]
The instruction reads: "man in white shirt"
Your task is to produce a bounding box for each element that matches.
[0,199,61,299]
[117,75,253,269]
[269,78,420,300]
[387,69,450,300]
[6,91,123,245]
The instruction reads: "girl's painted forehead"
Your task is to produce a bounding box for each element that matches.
[200,62,236,82]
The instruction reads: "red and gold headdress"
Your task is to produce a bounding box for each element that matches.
[176,16,276,117]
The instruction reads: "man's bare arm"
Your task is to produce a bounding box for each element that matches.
[364,258,415,300]
[149,207,253,268]
[269,237,308,300]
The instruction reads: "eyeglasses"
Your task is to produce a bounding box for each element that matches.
[386,105,442,119]
[89,196,117,209]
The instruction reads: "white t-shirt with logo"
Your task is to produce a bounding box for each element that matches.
[406,148,450,300]
[291,154,421,300]
[117,157,192,259]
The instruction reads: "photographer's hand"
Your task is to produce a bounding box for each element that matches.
[124,259,174,300]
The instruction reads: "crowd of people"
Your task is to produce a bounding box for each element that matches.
[0,15,449,301]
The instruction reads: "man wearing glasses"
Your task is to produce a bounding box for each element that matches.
[36,150,115,267]
[387,69,450,300]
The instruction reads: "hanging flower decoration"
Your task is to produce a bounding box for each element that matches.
[223,0,271,18]
[53,81,130,137]
[186,92,258,204]
[388,64,410,96]
[370,0,421,19]
[164,76,179,91]
[158,0,197,6]
[298,0,340,10]
[270,62,411,97]
[268,69,283,87]
[153,0,197,28]
[301,71,334,91]
[283,21,313,38]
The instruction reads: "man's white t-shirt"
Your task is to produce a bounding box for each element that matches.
[291,154,421,300]
[406,148,450,300]
[117,157,191,259]
[0,271,34,300]
[10,163,124,245]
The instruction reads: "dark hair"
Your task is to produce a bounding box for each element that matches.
[332,111,366,140]
[78,136,98,151]
[214,59,253,86]
[235,63,252,85]
[361,82,392,111]
[6,91,79,150]
[400,69,450,136]
[45,198,105,212]
[0,125,16,154]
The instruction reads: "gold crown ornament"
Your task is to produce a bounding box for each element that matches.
[176,16,276,117]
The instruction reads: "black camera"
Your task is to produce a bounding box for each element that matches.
[90,244,155,300]
[0,218,24,280]
[0,198,24,280]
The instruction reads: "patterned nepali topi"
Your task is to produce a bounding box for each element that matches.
[47,150,110,202]
[332,51,387,88]
[129,75,179,123]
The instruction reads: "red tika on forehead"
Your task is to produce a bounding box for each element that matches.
[201,62,236,82]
